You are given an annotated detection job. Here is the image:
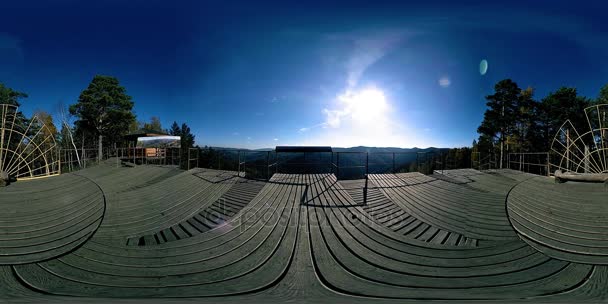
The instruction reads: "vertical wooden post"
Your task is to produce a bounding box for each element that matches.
[363,174,368,206]
[266,151,270,181]
[584,145,590,173]
[237,150,241,176]
[546,152,550,177]
[188,148,191,170]
[392,153,395,173]
[365,152,369,176]
[566,129,570,172]
[336,153,340,180]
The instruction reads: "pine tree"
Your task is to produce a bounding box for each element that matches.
[70,75,136,161]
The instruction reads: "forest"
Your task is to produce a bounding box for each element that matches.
[474,79,608,169]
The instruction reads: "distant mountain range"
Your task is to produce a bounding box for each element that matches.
[205,146,450,153]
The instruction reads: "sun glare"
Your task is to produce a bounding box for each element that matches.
[339,88,388,123]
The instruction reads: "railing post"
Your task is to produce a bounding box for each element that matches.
[336,153,340,180]
[237,150,241,176]
[546,152,550,177]
[392,152,395,173]
[188,148,191,170]
[365,152,369,176]
[363,174,368,206]
[266,151,270,181]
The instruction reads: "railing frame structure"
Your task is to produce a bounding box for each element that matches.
[471,151,499,171]
[508,152,551,177]
[58,146,181,174]
[1,104,61,181]
[188,149,460,181]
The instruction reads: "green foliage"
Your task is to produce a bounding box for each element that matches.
[167,121,195,169]
[477,79,521,145]
[539,87,589,146]
[0,83,29,131]
[0,83,28,106]
[180,123,195,148]
[142,116,163,133]
[596,84,608,105]
[169,121,181,136]
[69,75,136,147]
[477,80,595,165]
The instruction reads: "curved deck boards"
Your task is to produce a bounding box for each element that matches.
[369,173,518,242]
[508,176,608,264]
[340,179,476,246]
[2,167,607,302]
[0,173,104,265]
[306,174,597,300]
[127,177,266,246]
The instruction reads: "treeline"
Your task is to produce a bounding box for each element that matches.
[1,75,196,169]
[474,79,608,167]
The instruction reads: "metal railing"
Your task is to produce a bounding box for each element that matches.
[186,149,460,181]
[508,152,551,176]
[471,151,499,170]
[58,146,182,174]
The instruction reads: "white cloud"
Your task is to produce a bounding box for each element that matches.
[438,76,451,88]
[340,30,407,88]
[322,109,344,128]
[273,138,279,141]
[299,127,310,132]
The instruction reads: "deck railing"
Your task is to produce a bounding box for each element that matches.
[186,149,461,181]
[508,152,551,176]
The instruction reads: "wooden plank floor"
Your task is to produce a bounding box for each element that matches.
[0,173,104,264]
[1,167,607,302]
[508,176,608,264]
[126,177,266,246]
[368,172,519,242]
[340,179,476,246]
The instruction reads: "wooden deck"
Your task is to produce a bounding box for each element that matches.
[1,164,607,303]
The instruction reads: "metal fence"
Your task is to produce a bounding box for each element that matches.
[56,146,559,179]
[185,149,466,181]
[508,152,551,176]
[59,146,181,174]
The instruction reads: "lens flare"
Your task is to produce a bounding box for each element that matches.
[480,59,488,75]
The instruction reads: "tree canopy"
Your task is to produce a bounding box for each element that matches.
[169,121,196,169]
[476,79,603,168]
[69,75,136,157]
[0,83,28,107]
[143,116,163,133]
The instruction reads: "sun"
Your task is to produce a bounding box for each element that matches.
[339,87,388,123]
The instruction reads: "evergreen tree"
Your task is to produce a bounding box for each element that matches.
[595,84,608,105]
[477,79,521,168]
[169,121,181,136]
[70,75,136,160]
[143,116,163,133]
[539,87,589,150]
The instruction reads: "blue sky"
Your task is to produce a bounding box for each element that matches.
[1,1,608,148]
